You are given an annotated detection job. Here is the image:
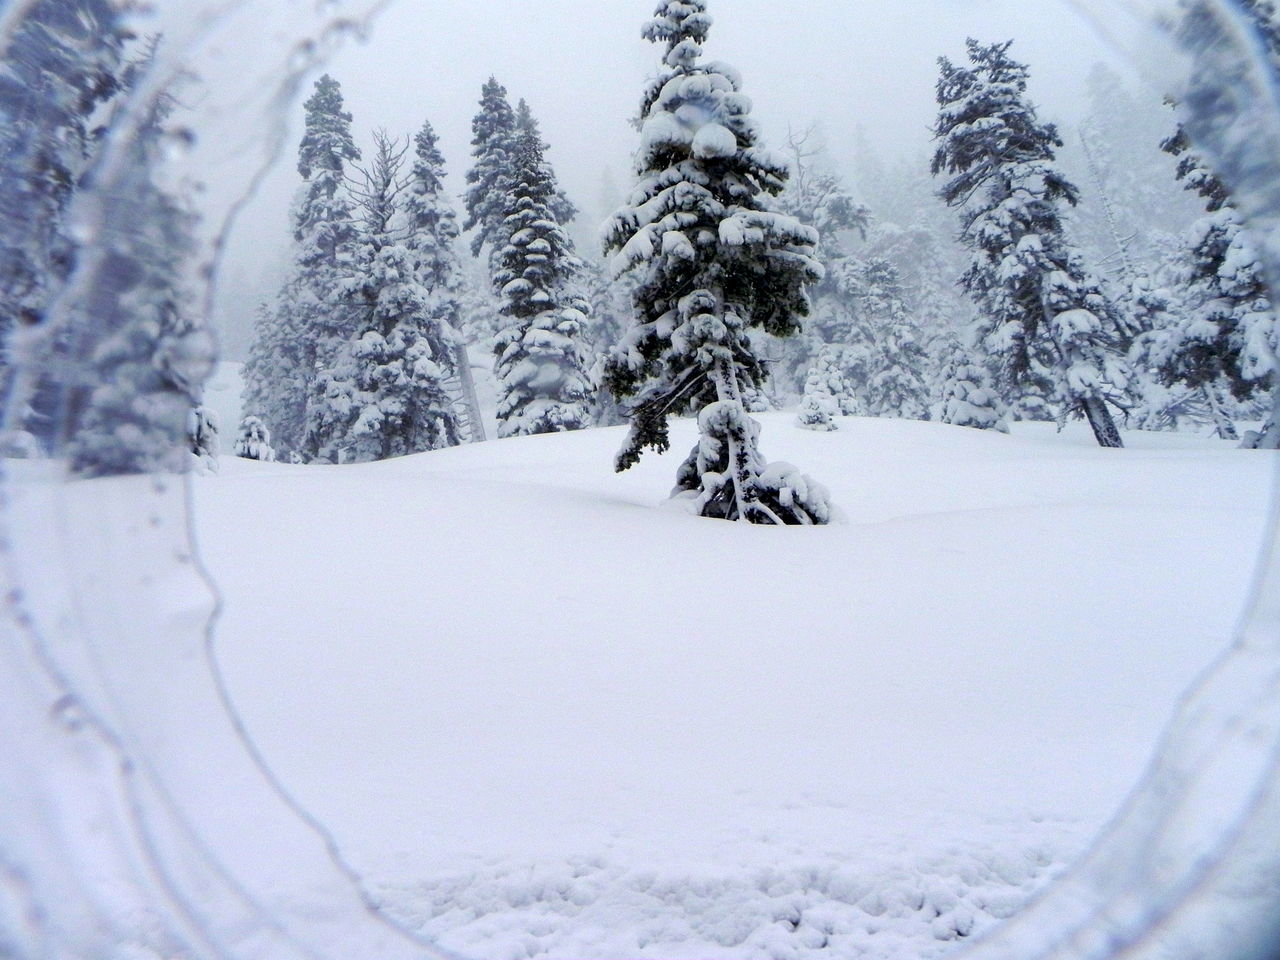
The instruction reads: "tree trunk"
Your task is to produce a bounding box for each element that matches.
[1203,383,1239,441]
[451,343,486,443]
[1083,395,1124,448]
[712,358,754,522]
[1242,382,1280,449]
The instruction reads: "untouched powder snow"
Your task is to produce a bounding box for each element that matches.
[193,415,1275,960]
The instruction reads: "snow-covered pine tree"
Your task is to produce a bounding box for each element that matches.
[285,75,360,463]
[1155,101,1275,444]
[463,77,519,267]
[235,415,277,462]
[0,0,130,448]
[240,298,307,458]
[404,118,483,443]
[933,342,1009,432]
[776,132,871,399]
[316,130,461,463]
[796,346,856,431]
[65,63,217,477]
[1160,204,1273,441]
[861,258,930,420]
[406,120,466,334]
[244,75,361,460]
[604,0,832,525]
[514,97,578,234]
[491,112,593,437]
[1154,0,1280,446]
[932,39,1132,448]
[866,206,974,398]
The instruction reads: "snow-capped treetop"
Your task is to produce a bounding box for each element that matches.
[514,97,578,230]
[297,75,359,181]
[932,40,1078,215]
[294,74,360,273]
[464,77,519,261]
[405,119,464,304]
[643,0,712,68]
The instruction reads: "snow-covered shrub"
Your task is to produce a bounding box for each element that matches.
[933,346,1009,433]
[235,416,277,462]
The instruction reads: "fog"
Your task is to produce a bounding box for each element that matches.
[207,0,1173,358]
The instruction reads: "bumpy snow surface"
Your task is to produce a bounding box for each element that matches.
[194,416,1274,960]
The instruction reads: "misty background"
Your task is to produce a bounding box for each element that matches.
[207,0,1180,360]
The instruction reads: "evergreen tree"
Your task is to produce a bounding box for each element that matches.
[604,0,832,525]
[242,75,359,461]
[235,416,277,462]
[1161,0,1280,446]
[933,343,1009,432]
[405,118,481,443]
[932,39,1132,448]
[776,133,871,399]
[331,131,463,462]
[796,346,856,431]
[492,116,593,437]
[1154,109,1275,442]
[406,120,466,340]
[294,74,362,461]
[64,66,216,477]
[241,298,309,458]
[861,258,930,420]
[0,0,130,446]
[463,77,519,266]
[866,209,974,395]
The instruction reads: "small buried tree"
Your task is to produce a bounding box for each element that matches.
[797,346,856,431]
[235,416,277,462]
[933,342,1010,433]
[604,0,833,525]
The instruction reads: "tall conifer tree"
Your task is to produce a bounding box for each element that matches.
[932,40,1132,448]
[1153,0,1279,446]
[604,0,832,524]
[243,74,360,460]
[464,77,519,267]
[335,132,462,462]
[66,96,215,476]
[492,108,593,437]
[0,0,130,446]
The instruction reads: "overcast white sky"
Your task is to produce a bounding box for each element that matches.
[206,0,1176,355]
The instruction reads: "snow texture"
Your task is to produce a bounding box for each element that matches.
[188,415,1276,960]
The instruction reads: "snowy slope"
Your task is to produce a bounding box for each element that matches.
[193,416,1276,960]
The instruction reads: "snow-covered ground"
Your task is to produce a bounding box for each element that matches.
[193,416,1275,960]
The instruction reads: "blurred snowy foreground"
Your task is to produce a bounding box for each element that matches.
[193,415,1273,960]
